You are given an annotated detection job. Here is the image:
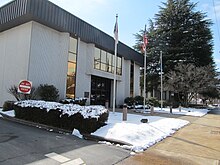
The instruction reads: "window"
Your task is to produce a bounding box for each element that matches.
[117,57,122,75]
[94,47,122,75]
[66,37,77,98]
[94,48,101,70]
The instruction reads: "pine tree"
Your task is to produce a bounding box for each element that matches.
[134,0,215,74]
[134,0,216,97]
[154,0,214,73]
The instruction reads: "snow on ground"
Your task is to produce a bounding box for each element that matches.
[0,108,2,117]
[92,112,189,152]
[135,107,209,117]
[0,109,15,117]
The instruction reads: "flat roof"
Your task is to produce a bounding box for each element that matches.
[0,0,143,66]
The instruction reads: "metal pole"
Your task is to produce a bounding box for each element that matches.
[160,51,163,111]
[143,48,146,110]
[113,15,118,113]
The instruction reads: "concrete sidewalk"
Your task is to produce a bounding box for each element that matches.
[116,114,220,165]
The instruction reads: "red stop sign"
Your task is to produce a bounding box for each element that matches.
[18,80,32,94]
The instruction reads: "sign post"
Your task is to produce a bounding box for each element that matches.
[18,80,32,94]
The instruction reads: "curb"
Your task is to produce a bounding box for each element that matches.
[0,112,72,134]
[0,111,132,146]
[83,134,132,146]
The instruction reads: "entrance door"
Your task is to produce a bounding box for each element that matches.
[91,76,111,106]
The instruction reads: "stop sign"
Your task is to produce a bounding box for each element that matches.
[18,80,32,94]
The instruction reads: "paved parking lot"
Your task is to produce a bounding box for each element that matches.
[0,118,130,165]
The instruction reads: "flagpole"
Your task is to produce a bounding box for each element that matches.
[113,14,118,113]
[160,51,163,111]
[143,48,146,111]
[143,25,147,111]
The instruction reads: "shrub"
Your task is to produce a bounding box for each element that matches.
[14,100,108,134]
[158,100,169,108]
[60,98,87,106]
[3,101,15,111]
[7,85,20,101]
[134,96,144,105]
[124,97,134,106]
[147,97,160,107]
[8,85,37,101]
[37,84,59,101]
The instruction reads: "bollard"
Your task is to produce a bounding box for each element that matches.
[179,104,181,112]
[150,106,154,115]
[123,104,127,121]
[170,106,173,114]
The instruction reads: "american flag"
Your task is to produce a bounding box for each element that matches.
[141,25,148,53]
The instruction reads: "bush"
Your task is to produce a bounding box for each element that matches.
[37,84,59,101]
[7,85,37,101]
[124,97,134,106]
[3,101,15,111]
[14,100,108,134]
[134,96,144,105]
[60,98,87,106]
[147,97,160,107]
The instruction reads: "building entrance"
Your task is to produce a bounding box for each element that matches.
[91,76,111,106]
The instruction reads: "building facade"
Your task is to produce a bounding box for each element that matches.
[0,0,143,107]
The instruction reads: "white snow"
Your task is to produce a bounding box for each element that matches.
[15,100,108,119]
[92,112,189,152]
[135,107,209,117]
[72,129,83,139]
[0,109,15,117]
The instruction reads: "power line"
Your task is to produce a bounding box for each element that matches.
[212,0,220,44]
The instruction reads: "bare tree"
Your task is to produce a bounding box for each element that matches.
[164,63,218,107]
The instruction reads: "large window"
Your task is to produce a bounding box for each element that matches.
[94,47,122,75]
[66,37,77,98]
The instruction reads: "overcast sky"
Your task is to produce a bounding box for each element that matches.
[1,0,220,70]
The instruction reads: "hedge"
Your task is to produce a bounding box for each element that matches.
[14,100,109,134]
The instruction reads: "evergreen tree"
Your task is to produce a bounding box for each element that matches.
[155,0,214,73]
[134,0,215,97]
[134,0,215,74]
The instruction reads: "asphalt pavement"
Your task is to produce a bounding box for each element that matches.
[208,107,220,115]
[0,118,130,165]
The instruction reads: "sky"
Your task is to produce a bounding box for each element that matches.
[0,0,220,70]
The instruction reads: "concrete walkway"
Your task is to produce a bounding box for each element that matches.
[116,114,220,165]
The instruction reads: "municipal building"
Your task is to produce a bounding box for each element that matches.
[0,0,143,107]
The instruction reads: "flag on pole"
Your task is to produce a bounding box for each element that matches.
[114,14,118,44]
[141,25,148,53]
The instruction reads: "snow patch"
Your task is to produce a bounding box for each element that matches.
[0,109,15,117]
[92,112,189,152]
[135,107,209,117]
[72,129,83,139]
